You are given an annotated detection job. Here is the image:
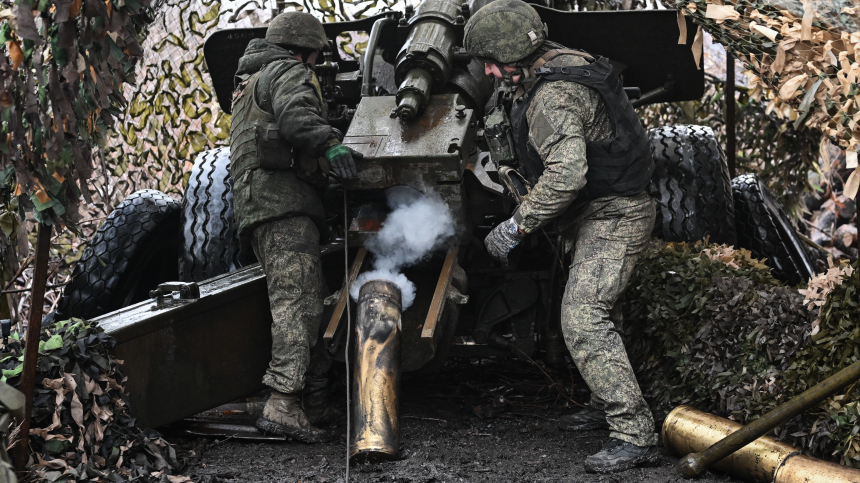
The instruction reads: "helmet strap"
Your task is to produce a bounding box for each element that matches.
[501,68,524,85]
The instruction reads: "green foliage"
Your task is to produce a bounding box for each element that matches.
[623,241,860,465]
[1,318,184,480]
[0,0,152,226]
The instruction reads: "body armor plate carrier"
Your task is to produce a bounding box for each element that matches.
[230,71,295,180]
[510,50,654,201]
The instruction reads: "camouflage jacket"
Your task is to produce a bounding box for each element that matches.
[231,39,331,246]
[511,51,614,235]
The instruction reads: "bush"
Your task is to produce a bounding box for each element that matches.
[622,241,859,465]
[1,319,185,482]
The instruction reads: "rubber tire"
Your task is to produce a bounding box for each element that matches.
[179,147,243,282]
[57,190,181,319]
[648,124,737,246]
[732,173,816,286]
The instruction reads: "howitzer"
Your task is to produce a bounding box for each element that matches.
[59,0,726,444]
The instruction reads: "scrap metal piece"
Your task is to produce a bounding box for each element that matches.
[351,279,402,463]
[169,397,287,442]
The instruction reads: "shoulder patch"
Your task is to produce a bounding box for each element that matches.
[530,109,555,150]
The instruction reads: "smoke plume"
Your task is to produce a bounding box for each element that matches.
[351,189,455,309]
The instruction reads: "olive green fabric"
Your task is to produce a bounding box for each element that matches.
[266,11,328,51]
[230,73,285,180]
[560,191,658,447]
[251,216,330,394]
[231,39,333,246]
[512,52,613,235]
[463,0,547,64]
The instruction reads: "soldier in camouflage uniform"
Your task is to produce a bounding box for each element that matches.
[230,11,362,443]
[465,0,659,473]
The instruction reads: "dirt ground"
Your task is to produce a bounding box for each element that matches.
[166,358,743,483]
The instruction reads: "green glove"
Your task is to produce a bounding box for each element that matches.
[324,143,362,180]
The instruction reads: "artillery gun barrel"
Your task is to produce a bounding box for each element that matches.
[394,0,465,119]
[350,279,402,463]
[395,68,434,120]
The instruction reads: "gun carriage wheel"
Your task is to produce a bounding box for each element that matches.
[179,147,247,283]
[732,173,815,285]
[648,124,737,246]
[56,190,181,320]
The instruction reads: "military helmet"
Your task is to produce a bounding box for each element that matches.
[266,11,328,51]
[463,0,547,65]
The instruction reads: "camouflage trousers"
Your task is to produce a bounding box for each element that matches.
[560,191,658,447]
[251,216,331,395]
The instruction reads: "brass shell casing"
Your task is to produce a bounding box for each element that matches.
[663,405,860,483]
[775,454,860,483]
[350,279,402,463]
[663,405,795,482]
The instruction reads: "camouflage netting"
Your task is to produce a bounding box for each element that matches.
[640,73,822,217]
[662,0,860,199]
[0,0,159,228]
[622,241,860,466]
[0,0,396,328]
[1,318,186,482]
[105,0,400,201]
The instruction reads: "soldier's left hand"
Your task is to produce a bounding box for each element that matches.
[484,217,525,265]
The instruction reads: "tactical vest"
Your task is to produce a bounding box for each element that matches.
[228,63,330,248]
[510,49,654,201]
[230,71,295,180]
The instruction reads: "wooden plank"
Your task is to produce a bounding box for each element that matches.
[324,247,368,340]
[421,246,458,341]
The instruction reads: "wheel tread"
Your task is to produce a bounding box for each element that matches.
[648,124,737,245]
[57,190,181,319]
[732,173,814,285]
[179,147,241,282]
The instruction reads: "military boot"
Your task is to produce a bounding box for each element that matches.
[255,391,332,443]
[303,376,343,427]
[559,406,610,431]
[584,437,660,473]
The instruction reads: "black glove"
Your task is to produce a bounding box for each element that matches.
[324,143,363,180]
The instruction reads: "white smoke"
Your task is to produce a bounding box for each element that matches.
[351,189,455,309]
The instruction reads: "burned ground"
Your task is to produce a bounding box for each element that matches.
[168,357,743,483]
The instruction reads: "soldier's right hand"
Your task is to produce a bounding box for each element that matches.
[324,143,362,180]
[484,217,525,265]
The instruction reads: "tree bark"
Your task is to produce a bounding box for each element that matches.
[13,223,52,473]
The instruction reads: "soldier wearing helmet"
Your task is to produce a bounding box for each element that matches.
[465,0,659,473]
[230,11,358,442]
